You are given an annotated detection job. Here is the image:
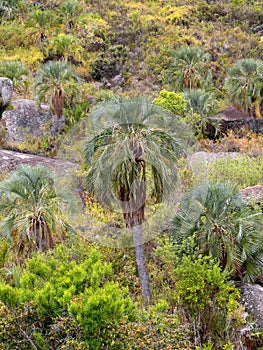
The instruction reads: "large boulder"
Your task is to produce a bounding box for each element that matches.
[0,77,13,107]
[1,99,65,143]
[240,284,263,329]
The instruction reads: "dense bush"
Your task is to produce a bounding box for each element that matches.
[0,242,135,349]
[173,251,243,348]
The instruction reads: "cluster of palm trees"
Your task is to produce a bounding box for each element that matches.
[167,46,263,118]
[0,95,263,305]
[0,59,79,117]
[0,44,262,304]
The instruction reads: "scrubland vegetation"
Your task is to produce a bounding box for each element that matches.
[0,0,263,349]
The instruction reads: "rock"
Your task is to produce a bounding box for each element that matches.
[1,99,65,143]
[240,185,263,203]
[0,149,77,174]
[240,284,263,329]
[211,107,263,135]
[0,77,13,107]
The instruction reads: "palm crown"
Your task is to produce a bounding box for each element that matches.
[84,95,184,227]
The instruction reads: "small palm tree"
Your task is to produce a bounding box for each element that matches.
[0,165,71,254]
[84,95,184,305]
[27,8,57,42]
[61,0,82,29]
[34,60,79,117]
[0,60,28,88]
[49,34,81,61]
[167,46,212,91]
[0,0,19,21]
[225,58,263,117]
[172,182,263,282]
[184,88,219,137]
[0,1,12,20]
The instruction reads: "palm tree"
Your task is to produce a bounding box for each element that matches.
[61,0,82,29]
[0,165,71,254]
[184,88,219,137]
[0,60,28,88]
[84,95,184,305]
[167,46,212,91]
[49,34,81,61]
[225,58,263,117]
[0,0,19,21]
[27,8,57,43]
[172,182,263,282]
[34,60,79,118]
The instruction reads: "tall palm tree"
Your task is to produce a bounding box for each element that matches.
[167,46,212,91]
[84,96,184,305]
[172,182,263,282]
[0,165,71,254]
[34,60,79,118]
[225,58,263,117]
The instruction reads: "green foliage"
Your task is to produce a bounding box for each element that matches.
[48,33,83,61]
[153,89,187,115]
[0,60,28,89]
[183,88,220,138]
[60,0,83,28]
[34,60,80,117]
[173,250,243,347]
[0,0,20,21]
[111,310,193,349]
[208,154,263,188]
[84,95,184,215]
[0,242,135,349]
[184,88,217,118]
[90,44,129,80]
[26,7,59,38]
[0,164,72,254]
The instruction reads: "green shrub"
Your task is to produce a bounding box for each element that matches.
[173,251,243,347]
[0,243,135,349]
[90,44,129,80]
[208,154,263,188]
[153,89,187,116]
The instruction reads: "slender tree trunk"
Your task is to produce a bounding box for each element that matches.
[119,156,152,306]
[133,225,152,307]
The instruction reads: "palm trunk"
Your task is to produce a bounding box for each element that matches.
[120,156,152,306]
[133,225,152,306]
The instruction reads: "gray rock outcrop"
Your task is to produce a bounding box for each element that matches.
[1,99,65,143]
[0,77,13,107]
[240,284,263,329]
[240,185,263,203]
[0,149,77,174]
